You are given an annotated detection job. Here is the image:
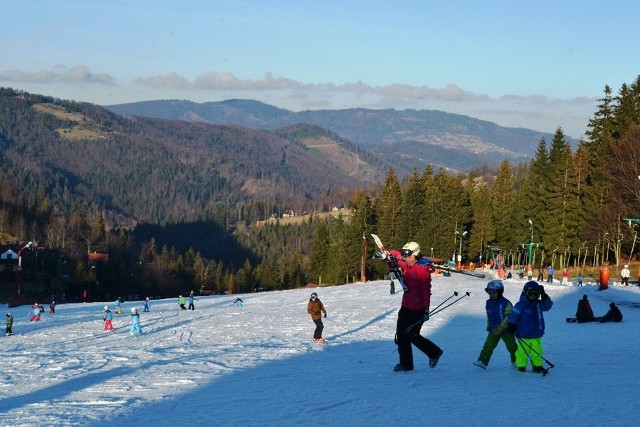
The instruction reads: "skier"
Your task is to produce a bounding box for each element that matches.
[599,302,623,323]
[621,265,630,286]
[307,292,327,342]
[577,273,583,286]
[5,313,14,336]
[114,297,122,315]
[234,297,244,308]
[473,280,517,369]
[390,241,443,372]
[546,265,555,283]
[575,294,596,323]
[389,278,395,295]
[508,281,553,373]
[178,295,187,310]
[103,306,114,331]
[129,307,142,335]
[188,294,195,310]
[561,268,569,286]
[49,300,56,314]
[29,303,42,322]
[143,297,150,312]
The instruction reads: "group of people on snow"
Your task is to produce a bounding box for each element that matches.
[306,238,628,375]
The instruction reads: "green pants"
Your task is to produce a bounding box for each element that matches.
[478,332,517,366]
[515,337,544,368]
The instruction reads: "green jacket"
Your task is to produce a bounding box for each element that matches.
[6,315,13,327]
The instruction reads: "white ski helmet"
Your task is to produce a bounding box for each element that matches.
[401,241,421,257]
[104,305,109,311]
[131,307,137,314]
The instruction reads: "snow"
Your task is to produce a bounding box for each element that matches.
[2,273,639,427]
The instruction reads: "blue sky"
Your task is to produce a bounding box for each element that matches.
[2,0,639,138]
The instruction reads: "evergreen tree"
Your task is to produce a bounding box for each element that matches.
[373,169,402,248]
[490,160,515,249]
[398,169,425,245]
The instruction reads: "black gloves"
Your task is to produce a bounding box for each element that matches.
[422,312,430,322]
[508,323,517,335]
[324,313,327,318]
[539,285,549,301]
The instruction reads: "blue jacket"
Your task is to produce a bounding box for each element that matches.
[508,294,553,338]
[104,310,113,320]
[131,313,139,324]
[485,296,513,333]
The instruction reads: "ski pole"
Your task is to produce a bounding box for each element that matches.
[403,292,470,335]
[516,336,555,375]
[428,291,471,317]
[429,291,459,313]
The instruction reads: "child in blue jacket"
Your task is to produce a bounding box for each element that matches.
[508,281,553,373]
[474,280,517,369]
[129,307,142,335]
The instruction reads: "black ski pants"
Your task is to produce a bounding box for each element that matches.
[313,319,324,339]
[396,306,441,370]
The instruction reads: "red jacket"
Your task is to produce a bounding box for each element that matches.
[391,250,432,311]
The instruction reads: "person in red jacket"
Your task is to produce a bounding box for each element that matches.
[390,241,443,372]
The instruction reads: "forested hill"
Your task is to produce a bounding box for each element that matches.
[106,99,564,172]
[0,88,393,227]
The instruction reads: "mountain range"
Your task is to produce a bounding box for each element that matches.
[106,99,567,173]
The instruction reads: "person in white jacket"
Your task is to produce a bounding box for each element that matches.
[620,265,630,286]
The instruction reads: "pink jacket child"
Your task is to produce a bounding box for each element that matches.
[29,304,42,322]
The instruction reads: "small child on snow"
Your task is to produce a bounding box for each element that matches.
[234,297,244,308]
[143,297,150,312]
[29,304,42,322]
[103,306,114,331]
[508,281,553,373]
[130,307,142,335]
[5,313,14,336]
[474,280,517,369]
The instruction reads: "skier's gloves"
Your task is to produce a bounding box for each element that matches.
[539,285,549,300]
[373,251,387,260]
[422,312,429,322]
[324,313,327,318]
[508,323,517,335]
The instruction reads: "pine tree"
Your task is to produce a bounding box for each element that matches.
[373,169,402,248]
[490,160,515,249]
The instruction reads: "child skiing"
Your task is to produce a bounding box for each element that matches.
[129,307,142,335]
[473,280,517,369]
[234,297,244,308]
[29,303,42,322]
[307,292,327,342]
[114,297,122,315]
[5,313,14,336]
[508,281,553,373]
[143,297,150,312]
[188,294,195,310]
[178,295,187,310]
[103,306,114,331]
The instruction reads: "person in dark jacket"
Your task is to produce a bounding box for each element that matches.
[5,313,14,336]
[508,281,553,373]
[599,302,623,323]
[575,294,596,323]
[390,241,443,372]
[474,280,517,369]
[307,292,327,342]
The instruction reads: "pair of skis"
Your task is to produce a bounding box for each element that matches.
[370,234,486,280]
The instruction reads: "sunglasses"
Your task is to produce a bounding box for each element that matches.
[526,290,540,298]
[400,249,414,257]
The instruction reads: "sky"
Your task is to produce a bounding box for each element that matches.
[1,271,640,426]
[1,1,639,139]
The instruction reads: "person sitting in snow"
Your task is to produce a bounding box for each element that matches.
[599,302,623,323]
[575,294,596,323]
[508,281,553,373]
[129,307,142,335]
